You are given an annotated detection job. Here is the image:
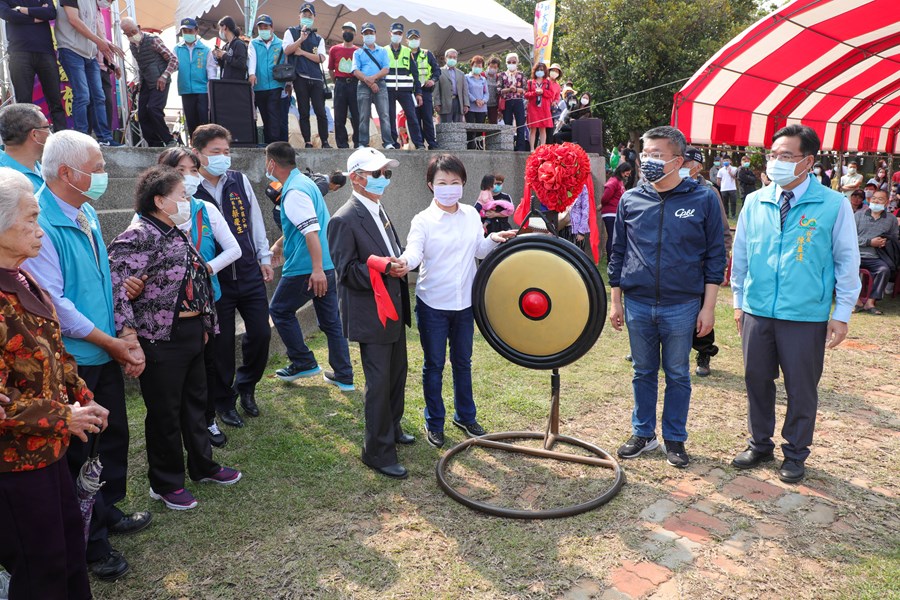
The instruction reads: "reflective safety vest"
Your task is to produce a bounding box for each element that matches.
[413,48,432,85]
[384,44,415,92]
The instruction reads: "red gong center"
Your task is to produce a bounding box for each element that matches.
[520,290,550,319]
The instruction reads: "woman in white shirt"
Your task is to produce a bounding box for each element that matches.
[396,154,514,448]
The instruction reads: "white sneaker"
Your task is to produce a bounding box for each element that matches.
[384,144,396,149]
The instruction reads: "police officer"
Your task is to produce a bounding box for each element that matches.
[407,29,441,150]
[174,18,217,142]
[248,14,286,143]
[384,23,424,149]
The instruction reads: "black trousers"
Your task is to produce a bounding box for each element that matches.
[293,76,328,145]
[181,93,209,142]
[333,78,359,148]
[0,461,91,600]
[721,190,738,218]
[255,88,286,143]
[358,339,407,468]
[860,256,892,300]
[692,294,719,358]
[138,83,173,146]
[212,273,271,412]
[741,313,826,462]
[9,51,67,132]
[139,318,219,494]
[388,90,424,148]
[204,335,217,425]
[70,360,128,562]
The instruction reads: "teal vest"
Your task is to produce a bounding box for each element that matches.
[175,41,210,95]
[187,198,223,301]
[741,176,842,322]
[280,169,334,277]
[0,150,43,192]
[36,186,115,365]
[250,37,284,91]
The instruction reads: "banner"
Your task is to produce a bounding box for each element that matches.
[533,0,556,66]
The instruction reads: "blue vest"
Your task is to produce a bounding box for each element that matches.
[35,187,115,365]
[741,176,842,322]
[250,37,285,91]
[187,198,223,301]
[175,41,210,95]
[287,27,323,80]
[281,169,334,277]
[0,150,43,192]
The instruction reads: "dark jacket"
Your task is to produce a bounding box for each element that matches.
[218,37,248,80]
[608,178,726,305]
[327,196,410,344]
[0,0,56,54]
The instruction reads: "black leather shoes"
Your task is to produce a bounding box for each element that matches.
[218,409,245,428]
[89,550,130,581]
[365,461,408,479]
[731,446,775,470]
[109,511,152,535]
[396,432,415,445]
[778,458,805,483]
[239,389,260,417]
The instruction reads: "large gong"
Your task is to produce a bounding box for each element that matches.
[473,234,606,369]
[436,211,625,519]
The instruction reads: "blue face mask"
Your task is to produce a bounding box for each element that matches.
[535,70,545,78]
[365,175,391,195]
[493,184,502,194]
[205,154,231,176]
[300,17,314,28]
[259,29,272,41]
[643,157,676,183]
[713,161,721,167]
[67,166,108,201]
[363,34,376,46]
[446,58,457,67]
[678,167,692,180]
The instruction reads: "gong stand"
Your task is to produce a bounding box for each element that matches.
[436,201,625,519]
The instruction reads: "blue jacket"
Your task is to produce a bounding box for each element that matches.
[250,36,285,92]
[0,150,43,192]
[281,169,334,277]
[608,178,726,305]
[175,41,210,95]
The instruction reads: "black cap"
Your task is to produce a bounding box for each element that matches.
[684,146,704,164]
[299,2,315,16]
[407,28,421,39]
[180,17,198,30]
[390,22,404,33]
[361,22,376,33]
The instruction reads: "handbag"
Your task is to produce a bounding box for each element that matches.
[273,49,295,83]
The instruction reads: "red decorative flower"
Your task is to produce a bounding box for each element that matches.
[524,143,592,212]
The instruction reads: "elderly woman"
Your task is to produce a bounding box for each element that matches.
[108,166,241,512]
[0,167,109,599]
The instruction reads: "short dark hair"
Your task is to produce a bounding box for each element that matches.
[157,147,200,170]
[613,162,632,180]
[480,174,495,191]
[771,124,820,157]
[0,104,47,146]
[135,165,183,215]
[192,124,232,151]
[265,141,296,168]
[426,154,467,187]
[487,55,501,67]
[328,170,347,188]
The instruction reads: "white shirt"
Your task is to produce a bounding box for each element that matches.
[352,190,397,257]
[200,173,272,264]
[283,189,320,235]
[718,165,737,192]
[400,201,499,311]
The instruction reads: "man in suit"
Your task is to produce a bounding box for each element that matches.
[327,148,414,479]
[433,48,469,124]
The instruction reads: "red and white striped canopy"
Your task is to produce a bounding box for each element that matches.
[671,0,900,154]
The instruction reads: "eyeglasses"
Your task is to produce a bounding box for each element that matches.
[640,152,680,161]
[766,153,805,162]
[33,125,53,133]
[370,169,392,179]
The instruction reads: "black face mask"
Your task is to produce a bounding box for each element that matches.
[342,31,354,42]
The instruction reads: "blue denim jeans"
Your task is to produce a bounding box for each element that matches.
[57,48,112,142]
[415,298,476,433]
[269,269,353,382]
[356,80,393,148]
[624,298,700,442]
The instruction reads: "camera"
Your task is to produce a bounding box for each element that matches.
[302,26,318,33]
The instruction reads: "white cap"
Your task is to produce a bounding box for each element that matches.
[347,148,399,173]
[342,21,357,32]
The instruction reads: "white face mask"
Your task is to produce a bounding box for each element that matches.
[813,167,822,175]
[766,159,802,188]
[869,203,885,213]
[506,62,517,72]
[848,167,857,175]
[166,198,192,226]
[580,97,589,106]
[183,174,201,197]
[128,33,142,44]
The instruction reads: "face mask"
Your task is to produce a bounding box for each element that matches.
[183,33,196,44]
[265,163,278,182]
[678,167,691,179]
[300,17,314,28]
[218,29,227,41]
[67,166,108,200]
[365,175,391,195]
[813,167,822,174]
[549,71,559,80]
[869,203,885,213]
[204,154,231,176]
[713,161,720,167]
[183,174,201,197]
[472,67,483,75]
[166,199,192,226]
[848,167,857,175]
[580,97,589,106]
[433,184,463,207]
[446,58,457,67]
[742,162,750,168]
[259,29,272,41]
[766,159,801,187]
[865,190,874,199]
[408,39,420,49]
[493,184,502,194]
[723,161,730,167]
[128,33,142,44]
[487,68,497,75]
[390,34,402,44]
[363,34,376,45]
[507,62,517,72]
[535,70,544,78]
[643,157,677,184]
[343,31,355,42]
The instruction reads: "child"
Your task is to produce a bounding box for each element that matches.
[475,174,513,235]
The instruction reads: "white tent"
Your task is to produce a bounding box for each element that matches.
[172,0,534,59]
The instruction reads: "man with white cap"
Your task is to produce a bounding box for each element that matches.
[328,21,361,148]
[327,148,413,479]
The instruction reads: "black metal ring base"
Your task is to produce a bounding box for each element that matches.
[436,431,626,519]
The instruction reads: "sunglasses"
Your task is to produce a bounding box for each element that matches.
[370,169,392,179]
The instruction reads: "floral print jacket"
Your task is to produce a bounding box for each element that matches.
[107,215,217,341]
[0,268,93,472]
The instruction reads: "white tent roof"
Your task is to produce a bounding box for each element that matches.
[172,0,533,59]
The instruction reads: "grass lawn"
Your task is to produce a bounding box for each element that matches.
[94,272,899,599]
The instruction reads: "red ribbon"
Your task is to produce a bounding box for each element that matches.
[585,177,600,263]
[366,255,399,328]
